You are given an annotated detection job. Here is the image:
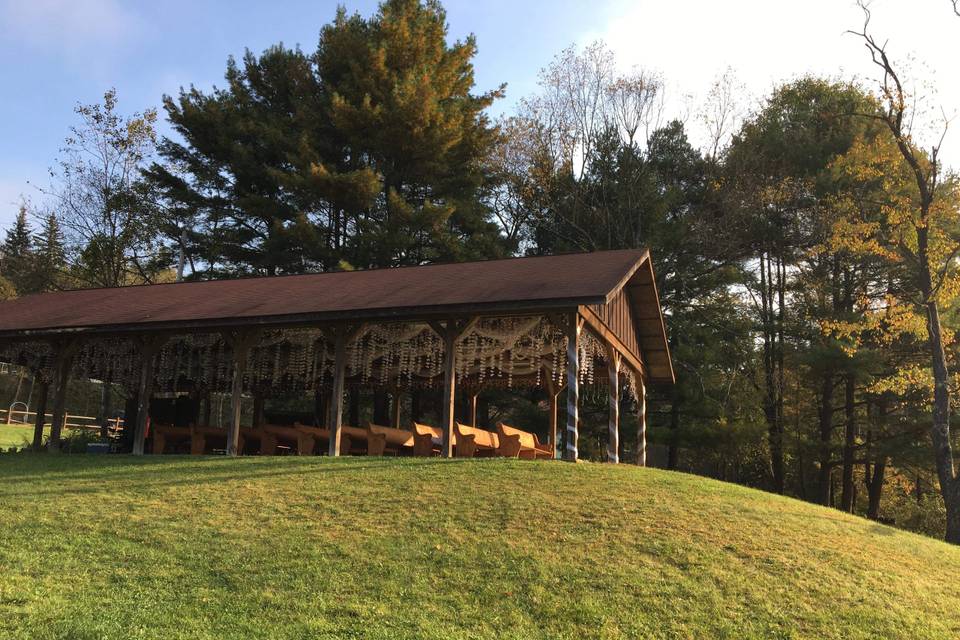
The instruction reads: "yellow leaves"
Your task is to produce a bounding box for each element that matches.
[819,294,927,357]
[820,214,900,261]
[868,367,960,400]
[879,298,929,343]
[868,364,932,397]
[818,318,864,357]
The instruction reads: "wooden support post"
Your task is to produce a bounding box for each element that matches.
[565,314,583,462]
[31,378,49,452]
[637,376,647,467]
[391,388,402,429]
[429,318,477,458]
[606,346,621,464]
[48,340,79,453]
[469,393,478,427]
[327,325,361,456]
[225,330,258,456]
[440,326,457,458]
[133,335,168,456]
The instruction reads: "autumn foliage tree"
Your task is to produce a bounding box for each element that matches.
[842,0,960,543]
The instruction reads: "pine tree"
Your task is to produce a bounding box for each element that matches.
[28,214,67,293]
[147,0,508,276]
[318,0,506,266]
[1,205,33,293]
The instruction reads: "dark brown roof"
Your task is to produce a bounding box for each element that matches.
[0,249,673,382]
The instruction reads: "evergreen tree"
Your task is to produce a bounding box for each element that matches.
[318,0,506,266]
[146,0,507,276]
[1,205,33,293]
[28,214,67,293]
[723,78,885,496]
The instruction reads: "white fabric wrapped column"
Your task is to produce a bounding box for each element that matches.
[607,347,621,463]
[327,326,355,457]
[226,331,257,457]
[565,315,583,462]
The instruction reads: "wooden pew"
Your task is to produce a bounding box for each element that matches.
[495,422,554,459]
[341,425,369,454]
[412,422,442,456]
[260,424,325,455]
[151,423,191,454]
[454,422,500,458]
[292,422,369,455]
[366,422,415,456]
[289,423,332,455]
[188,425,256,455]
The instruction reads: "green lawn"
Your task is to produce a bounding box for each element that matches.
[0,424,90,450]
[0,424,36,449]
[0,456,958,639]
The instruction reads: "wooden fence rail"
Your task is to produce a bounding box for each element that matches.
[0,409,124,433]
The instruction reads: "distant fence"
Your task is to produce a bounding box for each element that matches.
[0,408,124,434]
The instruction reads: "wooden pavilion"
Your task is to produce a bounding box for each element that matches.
[0,249,672,462]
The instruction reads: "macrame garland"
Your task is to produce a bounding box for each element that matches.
[0,315,623,397]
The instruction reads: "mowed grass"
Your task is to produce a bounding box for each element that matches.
[1,457,959,639]
[0,424,35,449]
[0,425,91,450]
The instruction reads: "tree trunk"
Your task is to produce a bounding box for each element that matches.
[410,390,422,423]
[252,391,265,429]
[817,374,834,506]
[916,216,960,542]
[31,381,49,452]
[759,251,785,493]
[349,389,360,427]
[477,395,490,430]
[98,370,112,440]
[925,296,960,542]
[841,374,857,512]
[313,387,327,428]
[667,384,680,470]
[202,392,212,427]
[866,456,886,521]
[373,389,390,426]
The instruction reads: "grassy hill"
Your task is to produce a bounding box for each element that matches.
[0,456,958,639]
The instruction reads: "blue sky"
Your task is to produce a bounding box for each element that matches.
[0,0,620,227]
[1,0,956,228]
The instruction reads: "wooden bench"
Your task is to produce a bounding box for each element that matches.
[454,422,500,458]
[412,422,442,456]
[151,423,241,455]
[292,422,370,455]
[189,425,258,455]
[261,424,327,455]
[366,422,415,456]
[496,422,554,459]
[151,423,191,454]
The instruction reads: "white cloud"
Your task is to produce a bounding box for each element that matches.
[0,0,140,54]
